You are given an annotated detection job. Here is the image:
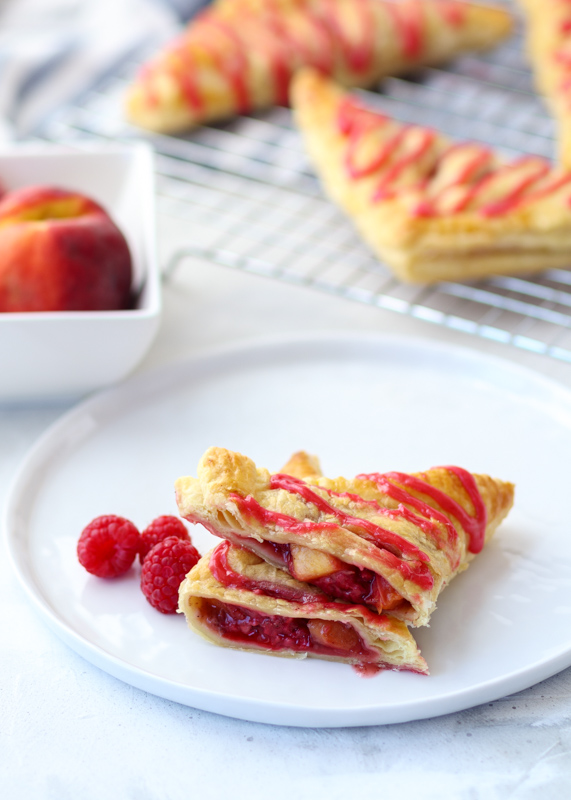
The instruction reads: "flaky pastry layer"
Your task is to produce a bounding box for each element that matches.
[518,0,571,168]
[175,447,514,627]
[126,0,512,133]
[291,68,571,283]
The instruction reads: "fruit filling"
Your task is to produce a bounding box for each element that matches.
[200,599,376,660]
[209,541,326,605]
[239,537,408,614]
[311,567,405,612]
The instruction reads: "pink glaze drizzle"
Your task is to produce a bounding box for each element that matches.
[270,473,430,563]
[372,128,436,201]
[436,0,467,27]
[336,97,571,215]
[231,474,435,591]
[414,144,495,216]
[320,0,376,73]
[159,36,205,112]
[339,96,436,192]
[141,0,472,117]
[201,17,251,113]
[315,485,455,556]
[476,158,552,217]
[359,468,487,554]
[385,0,424,60]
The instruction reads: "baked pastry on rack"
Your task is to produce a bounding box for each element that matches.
[178,540,429,674]
[518,0,571,168]
[291,68,571,283]
[175,447,514,628]
[125,0,513,133]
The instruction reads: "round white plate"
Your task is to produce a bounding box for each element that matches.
[6,333,571,727]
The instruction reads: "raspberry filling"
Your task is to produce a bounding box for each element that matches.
[200,599,376,661]
[311,567,404,612]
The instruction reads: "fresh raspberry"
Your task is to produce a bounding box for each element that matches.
[77,515,140,578]
[139,515,190,563]
[141,536,201,614]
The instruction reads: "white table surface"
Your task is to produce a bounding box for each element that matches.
[3,213,571,799]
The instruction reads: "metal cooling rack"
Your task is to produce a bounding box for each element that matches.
[33,6,571,364]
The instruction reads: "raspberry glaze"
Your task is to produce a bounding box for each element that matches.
[336,96,571,215]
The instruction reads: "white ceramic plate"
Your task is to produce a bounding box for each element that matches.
[5,333,571,727]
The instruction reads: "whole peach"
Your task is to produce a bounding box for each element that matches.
[0,185,132,312]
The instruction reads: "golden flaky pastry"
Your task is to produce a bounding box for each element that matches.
[179,540,429,674]
[518,0,571,167]
[175,447,514,628]
[291,68,571,283]
[125,0,512,133]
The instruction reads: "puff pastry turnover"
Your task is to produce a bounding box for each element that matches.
[175,447,514,627]
[518,0,571,167]
[291,68,571,283]
[179,540,429,674]
[125,0,512,133]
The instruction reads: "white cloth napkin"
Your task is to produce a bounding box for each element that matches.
[0,0,210,141]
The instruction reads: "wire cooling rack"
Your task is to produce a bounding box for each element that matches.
[33,5,571,364]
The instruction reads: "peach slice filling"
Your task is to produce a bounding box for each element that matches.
[199,599,376,661]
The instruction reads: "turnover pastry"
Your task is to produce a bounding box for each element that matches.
[518,0,571,167]
[175,447,514,627]
[126,0,513,133]
[179,539,429,674]
[291,68,571,283]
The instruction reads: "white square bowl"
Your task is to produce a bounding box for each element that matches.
[0,142,161,402]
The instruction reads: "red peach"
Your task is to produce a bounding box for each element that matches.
[0,185,132,312]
